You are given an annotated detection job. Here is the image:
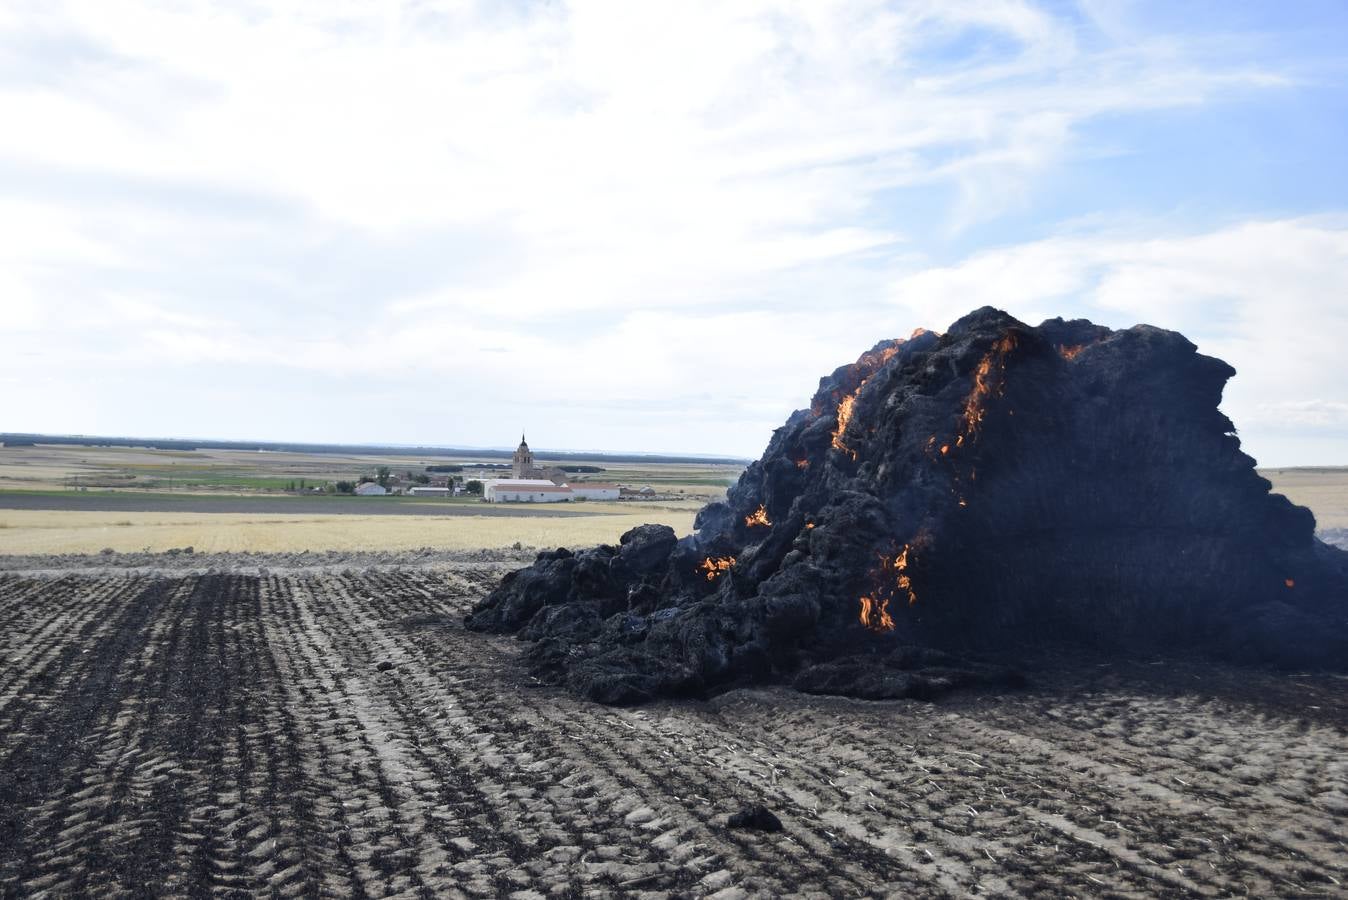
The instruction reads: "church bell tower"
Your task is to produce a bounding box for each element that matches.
[511,433,535,478]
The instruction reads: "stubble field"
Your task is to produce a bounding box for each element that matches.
[0,503,700,556]
[1,559,1345,897]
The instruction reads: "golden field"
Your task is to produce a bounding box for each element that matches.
[1261,468,1348,529]
[0,504,700,555]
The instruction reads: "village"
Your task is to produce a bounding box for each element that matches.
[350,434,667,503]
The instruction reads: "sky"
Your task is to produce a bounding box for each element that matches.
[2,1,1346,464]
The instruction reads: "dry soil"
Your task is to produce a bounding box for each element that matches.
[1,561,1345,897]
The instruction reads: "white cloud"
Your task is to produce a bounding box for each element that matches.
[0,2,1279,241]
[889,217,1348,463]
[0,2,1339,461]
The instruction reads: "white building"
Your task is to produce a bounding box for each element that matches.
[354,482,387,496]
[484,479,574,503]
[568,483,621,501]
[407,486,453,497]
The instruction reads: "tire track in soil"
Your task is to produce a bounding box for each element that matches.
[315,571,609,896]
[0,576,141,728]
[0,575,185,893]
[4,569,1347,898]
[155,573,321,899]
[354,569,928,897]
[717,690,1345,896]
[324,570,733,894]
[342,572,749,896]
[262,574,458,897]
[721,698,1209,897]
[951,693,1347,893]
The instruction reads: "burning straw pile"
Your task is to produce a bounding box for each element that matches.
[467,308,1348,704]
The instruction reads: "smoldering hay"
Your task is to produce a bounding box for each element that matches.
[466,307,1348,705]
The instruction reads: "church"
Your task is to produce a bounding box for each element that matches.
[510,433,567,482]
[482,434,621,503]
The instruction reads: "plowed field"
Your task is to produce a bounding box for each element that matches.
[1,566,1345,897]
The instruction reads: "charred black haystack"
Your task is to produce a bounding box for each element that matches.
[467,307,1348,704]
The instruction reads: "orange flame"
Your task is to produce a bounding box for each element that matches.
[828,344,905,458]
[894,543,917,606]
[812,342,903,418]
[1285,578,1295,589]
[831,390,860,459]
[857,344,902,371]
[1058,343,1085,360]
[700,556,736,581]
[960,333,1017,445]
[859,594,894,633]
[858,537,926,633]
[795,458,810,470]
[745,504,772,528]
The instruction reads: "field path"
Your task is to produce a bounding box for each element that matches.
[1,567,1345,897]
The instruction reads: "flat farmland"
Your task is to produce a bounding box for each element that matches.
[0,443,744,499]
[0,504,701,555]
[1,564,1344,896]
[1262,468,1348,529]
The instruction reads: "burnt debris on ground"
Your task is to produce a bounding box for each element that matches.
[466,307,1348,705]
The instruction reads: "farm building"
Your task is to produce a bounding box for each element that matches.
[484,479,574,503]
[568,483,621,501]
[407,486,453,497]
[354,482,387,496]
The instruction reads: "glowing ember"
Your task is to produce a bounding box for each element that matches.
[1285,578,1296,589]
[857,344,902,371]
[745,505,772,528]
[831,390,860,459]
[795,458,809,470]
[1058,343,1085,360]
[812,340,905,419]
[858,594,894,633]
[700,556,736,581]
[894,543,917,606]
[858,538,925,632]
[960,333,1018,445]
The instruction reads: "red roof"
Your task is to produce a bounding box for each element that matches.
[493,484,572,493]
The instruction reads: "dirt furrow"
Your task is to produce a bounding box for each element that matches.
[265,574,464,896]
[948,698,1347,891]
[1,576,191,894]
[714,696,1273,896]
[339,573,738,895]
[3,568,1346,898]
[351,570,922,897]
[0,575,139,727]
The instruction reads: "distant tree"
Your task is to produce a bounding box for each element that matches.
[464,479,484,496]
[413,473,431,485]
[376,466,391,488]
[299,478,306,491]
[426,464,463,473]
[335,480,356,494]
[358,475,374,485]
